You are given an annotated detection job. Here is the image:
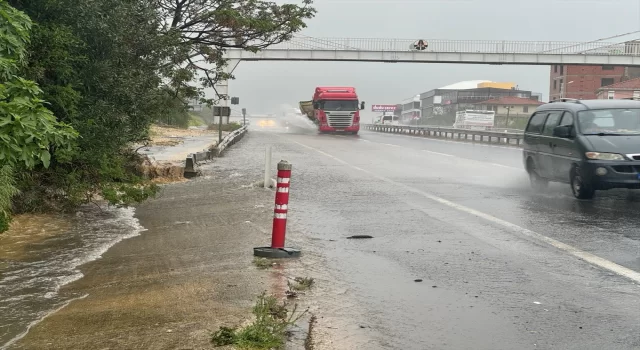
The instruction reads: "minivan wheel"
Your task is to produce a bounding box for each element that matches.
[527,159,548,190]
[570,167,595,199]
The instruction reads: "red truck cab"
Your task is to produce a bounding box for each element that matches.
[312,87,365,135]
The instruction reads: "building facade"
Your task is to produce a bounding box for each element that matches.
[400,95,421,123]
[477,82,516,89]
[477,96,544,128]
[549,65,627,100]
[419,86,540,126]
[595,77,640,99]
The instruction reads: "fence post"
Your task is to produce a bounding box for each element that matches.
[264,146,272,188]
[253,160,301,258]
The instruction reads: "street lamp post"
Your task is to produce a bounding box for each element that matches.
[505,106,511,128]
[560,80,574,99]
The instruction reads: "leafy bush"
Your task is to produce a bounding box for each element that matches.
[211,292,307,349]
[208,122,243,132]
[3,0,315,219]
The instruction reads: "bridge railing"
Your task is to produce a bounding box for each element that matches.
[362,124,525,146]
[267,36,640,56]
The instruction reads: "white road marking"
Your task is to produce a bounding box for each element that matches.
[290,138,640,284]
[422,149,454,157]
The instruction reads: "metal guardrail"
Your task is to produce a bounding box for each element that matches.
[263,35,640,57]
[183,125,249,177]
[216,125,249,156]
[363,124,524,146]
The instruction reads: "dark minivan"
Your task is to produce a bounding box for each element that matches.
[523,98,640,199]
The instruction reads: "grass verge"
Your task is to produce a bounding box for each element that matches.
[289,277,314,291]
[211,292,308,349]
[253,257,274,269]
[189,114,206,127]
[208,122,243,132]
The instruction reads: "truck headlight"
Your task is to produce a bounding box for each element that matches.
[585,152,625,161]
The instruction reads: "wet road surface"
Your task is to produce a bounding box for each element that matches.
[240,122,640,349]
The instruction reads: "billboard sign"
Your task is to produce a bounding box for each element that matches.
[371,104,397,112]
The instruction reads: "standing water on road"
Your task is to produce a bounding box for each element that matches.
[0,205,145,348]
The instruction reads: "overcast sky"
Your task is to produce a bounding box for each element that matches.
[226,0,640,118]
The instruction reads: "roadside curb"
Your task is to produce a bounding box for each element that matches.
[286,313,315,350]
[184,125,248,178]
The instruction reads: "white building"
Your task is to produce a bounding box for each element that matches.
[400,94,420,123]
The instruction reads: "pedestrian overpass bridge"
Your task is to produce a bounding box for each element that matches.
[226,35,640,66]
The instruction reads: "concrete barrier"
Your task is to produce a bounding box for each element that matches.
[184,155,197,178]
[182,125,249,177]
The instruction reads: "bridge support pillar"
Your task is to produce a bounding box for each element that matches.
[214,59,241,110]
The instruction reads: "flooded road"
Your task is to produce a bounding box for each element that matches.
[235,123,640,349]
[0,207,144,348]
[3,119,639,349]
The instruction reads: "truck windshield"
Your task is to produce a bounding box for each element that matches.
[320,100,358,111]
[578,109,640,135]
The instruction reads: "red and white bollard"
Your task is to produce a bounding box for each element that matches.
[271,160,291,248]
[254,160,301,258]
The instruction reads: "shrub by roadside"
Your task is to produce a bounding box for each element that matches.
[211,292,307,349]
[208,122,243,132]
[0,166,19,232]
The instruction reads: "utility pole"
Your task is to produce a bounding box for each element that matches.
[242,108,247,126]
[218,109,223,144]
[505,106,511,128]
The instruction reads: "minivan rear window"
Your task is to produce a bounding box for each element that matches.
[526,112,548,134]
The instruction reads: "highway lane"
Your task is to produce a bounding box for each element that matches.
[356,128,523,169]
[346,129,640,273]
[252,123,640,273]
[233,124,640,349]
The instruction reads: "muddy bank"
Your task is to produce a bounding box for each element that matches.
[140,125,229,164]
[0,207,146,349]
[8,170,304,349]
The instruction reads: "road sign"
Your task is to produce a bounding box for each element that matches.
[371,104,397,112]
[231,97,240,105]
[410,39,428,51]
[213,106,231,117]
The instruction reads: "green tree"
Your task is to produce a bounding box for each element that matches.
[6,0,316,216]
[0,0,78,231]
[9,0,172,211]
[159,0,316,105]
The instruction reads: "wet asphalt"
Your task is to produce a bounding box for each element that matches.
[243,119,640,350]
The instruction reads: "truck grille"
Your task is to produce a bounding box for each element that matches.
[326,112,354,128]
